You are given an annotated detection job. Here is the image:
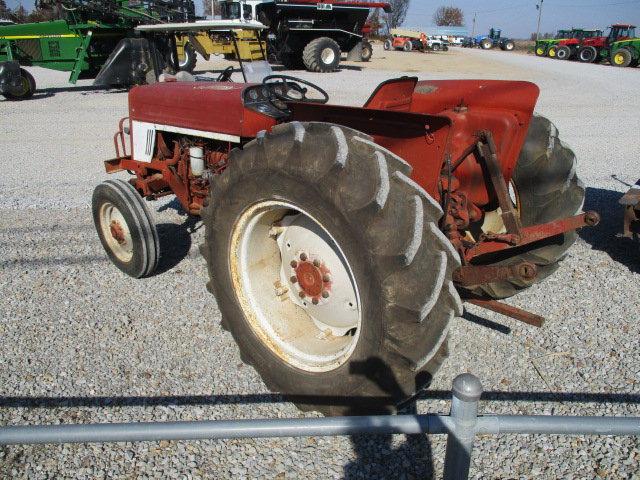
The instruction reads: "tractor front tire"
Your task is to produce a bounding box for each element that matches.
[92,180,159,278]
[612,48,633,67]
[403,41,412,52]
[579,46,597,63]
[383,39,392,51]
[535,45,547,56]
[201,122,462,416]
[303,37,341,72]
[481,39,493,50]
[547,46,558,58]
[464,115,585,300]
[178,42,197,72]
[2,67,36,100]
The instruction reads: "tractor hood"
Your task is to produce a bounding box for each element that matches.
[128,81,273,139]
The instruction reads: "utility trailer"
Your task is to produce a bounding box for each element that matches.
[0,0,196,100]
[216,0,389,72]
[92,56,600,415]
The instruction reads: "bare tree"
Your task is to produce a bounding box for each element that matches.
[433,6,464,27]
[367,8,384,38]
[384,0,410,32]
[11,4,29,23]
[0,0,12,19]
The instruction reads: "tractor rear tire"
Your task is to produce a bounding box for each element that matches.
[502,40,515,51]
[481,39,493,50]
[547,46,558,58]
[579,46,597,63]
[303,37,341,72]
[463,115,585,300]
[612,48,633,67]
[556,45,571,60]
[2,67,35,100]
[201,122,462,416]
[92,179,159,279]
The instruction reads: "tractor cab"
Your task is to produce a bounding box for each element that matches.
[489,28,501,40]
[608,24,636,44]
[219,0,269,25]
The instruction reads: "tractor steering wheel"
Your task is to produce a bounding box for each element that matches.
[217,66,235,82]
[262,75,329,105]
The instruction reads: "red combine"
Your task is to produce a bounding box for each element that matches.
[93,64,599,414]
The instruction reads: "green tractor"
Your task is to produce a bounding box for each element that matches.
[535,29,573,57]
[610,30,639,67]
[0,0,195,100]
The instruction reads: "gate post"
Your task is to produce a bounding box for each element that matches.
[443,373,483,480]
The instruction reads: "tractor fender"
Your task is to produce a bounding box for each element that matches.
[0,61,22,94]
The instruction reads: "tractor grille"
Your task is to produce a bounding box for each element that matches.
[16,39,42,61]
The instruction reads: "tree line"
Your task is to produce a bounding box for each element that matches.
[0,1,62,23]
[2,0,466,30]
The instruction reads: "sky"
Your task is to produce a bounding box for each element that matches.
[5,0,640,39]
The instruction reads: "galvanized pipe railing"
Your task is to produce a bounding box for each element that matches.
[1,374,639,480]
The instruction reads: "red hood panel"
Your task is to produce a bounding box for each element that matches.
[128,82,249,137]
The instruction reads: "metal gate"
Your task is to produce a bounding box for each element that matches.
[1,374,639,479]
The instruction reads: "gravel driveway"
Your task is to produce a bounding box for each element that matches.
[1,46,639,479]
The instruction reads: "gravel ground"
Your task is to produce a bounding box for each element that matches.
[1,45,639,479]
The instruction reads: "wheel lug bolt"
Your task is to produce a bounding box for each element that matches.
[322,291,330,299]
[290,276,298,284]
[290,260,297,268]
[312,298,319,305]
[322,274,331,283]
[300,253,307,261]
[299,291,306,299]
[313,259,320,267]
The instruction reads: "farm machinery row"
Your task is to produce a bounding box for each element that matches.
[91,51,600,414]
[535,24,639,67]
[0,0,387,100]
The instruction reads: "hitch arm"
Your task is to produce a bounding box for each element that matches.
[467,211,600,260]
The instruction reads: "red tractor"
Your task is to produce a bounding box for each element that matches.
[552,29,603,60]
[577,24,636,63]
[93,62,599,415]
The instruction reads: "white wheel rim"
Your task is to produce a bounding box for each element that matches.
[230,201,361,373]
[99,202,133,263]
[321,47,336,65]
